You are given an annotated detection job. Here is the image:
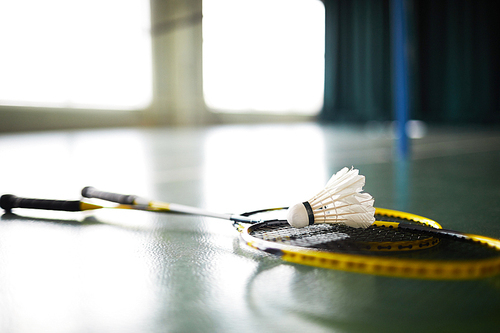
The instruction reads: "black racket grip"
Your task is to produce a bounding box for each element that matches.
[0,194,81,213]
[81,186,138,205]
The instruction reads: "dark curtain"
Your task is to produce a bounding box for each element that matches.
[320,0,500,124]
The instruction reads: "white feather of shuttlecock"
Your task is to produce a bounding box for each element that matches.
[286,167,375,228]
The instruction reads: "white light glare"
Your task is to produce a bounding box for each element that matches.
[0,0,152,110]
[203,0,325,115]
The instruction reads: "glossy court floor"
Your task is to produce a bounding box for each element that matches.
[1,122,499,332]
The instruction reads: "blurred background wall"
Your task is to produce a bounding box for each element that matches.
[0,0,499,132]
[321,0,500,124]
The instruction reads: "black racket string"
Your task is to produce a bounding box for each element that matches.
[239,208,433,251]
[237,207,500,261]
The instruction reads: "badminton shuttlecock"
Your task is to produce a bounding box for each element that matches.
[286,167,375,228]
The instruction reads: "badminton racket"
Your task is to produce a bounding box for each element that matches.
[2,191,500,280]
[1,188,438,254]
[79,188,500,280]
[79,187,437,251]
[81,187,490,243]
[1,190,437,255]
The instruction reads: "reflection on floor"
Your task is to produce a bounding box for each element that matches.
[1,122,499,332]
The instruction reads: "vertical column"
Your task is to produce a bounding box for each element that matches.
[391,0,410,158]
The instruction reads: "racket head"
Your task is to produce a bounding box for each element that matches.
[237,208,500,280]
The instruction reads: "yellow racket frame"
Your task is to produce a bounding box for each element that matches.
[240,208,500,280]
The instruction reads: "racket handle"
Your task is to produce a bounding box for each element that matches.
[0,194,82,213]
[82,186,147,205]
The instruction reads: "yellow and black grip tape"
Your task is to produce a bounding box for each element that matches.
[1,194,82,213]
[81,186,138,205]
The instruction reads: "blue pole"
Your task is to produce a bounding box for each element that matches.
[391,0,410,158]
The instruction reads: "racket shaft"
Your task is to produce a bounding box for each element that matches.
[83,187,259,223]
[154,202,229,219]
[147,202,257,223]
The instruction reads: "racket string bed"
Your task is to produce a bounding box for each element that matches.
[249,220,439,254]
[240,209,500,280]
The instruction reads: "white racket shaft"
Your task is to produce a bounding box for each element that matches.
[82,187,258,223]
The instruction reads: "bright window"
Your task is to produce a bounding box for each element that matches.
[0,0,152,110]
[203,0,325,115]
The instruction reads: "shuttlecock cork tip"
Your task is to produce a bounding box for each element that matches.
[286,202,310,228]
